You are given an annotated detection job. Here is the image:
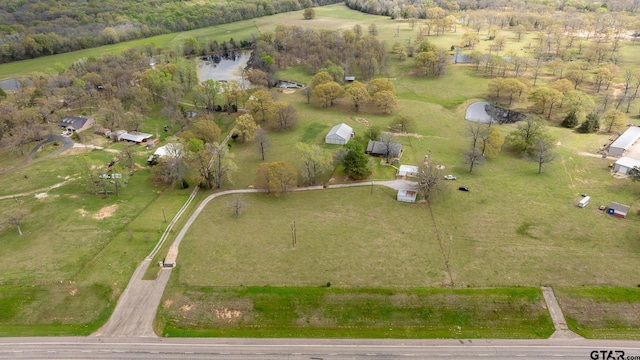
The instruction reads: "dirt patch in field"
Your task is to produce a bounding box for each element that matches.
[354,117,370,126]
[94,204,117,220]
[69,288,78,296]
[393,132,424,139]
[35,193,48,199]
[77,209,88,217]
[163,300,174,309]
[214,308,242,321]
[282,89,295,94]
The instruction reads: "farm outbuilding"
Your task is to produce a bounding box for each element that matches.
[607,202,630,218]
[119,132,153,143]
[325,123,354,145]
[613,157,640,175]
[397,189,417,203]
[397,165,419,178]
[608,126,640,156]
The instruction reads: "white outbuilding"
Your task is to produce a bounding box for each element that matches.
[608,126,640,156]
[397,165,419,178]
[397,189,418,203]
[613,156,640,175]
[325,123,354,145]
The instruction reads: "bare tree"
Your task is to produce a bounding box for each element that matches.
[227,193,246,218]
[378,132,398,164]
[465,146,485,173]
[5,209,27,236]
[256,128,270,161]
[528,136,557,174]
[417,163,444,199]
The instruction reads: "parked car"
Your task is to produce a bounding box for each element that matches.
[444,175,457,180]
[458,186,470,192]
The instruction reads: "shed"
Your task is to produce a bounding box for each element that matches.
[397,165,419,178]
[397,189,417,203]
[607,201,630,218]
[163,246,178,268]
[325,123,354,145]
[613,157,640,175]
[366,140,403,158]
[608,126,640,156]
[119,132,153,143]
[57,115,95,133]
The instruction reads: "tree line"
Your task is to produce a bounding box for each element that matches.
[0,0,343,64]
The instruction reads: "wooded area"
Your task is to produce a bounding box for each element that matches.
[0,0,343,63]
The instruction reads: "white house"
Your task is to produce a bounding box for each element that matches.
[397,165,419,178]
[325,123,354,145]
[397,189,417,203]
[608,126,640,156]
[613,157,640,175]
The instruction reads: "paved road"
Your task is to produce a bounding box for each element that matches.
[2,338,640,360]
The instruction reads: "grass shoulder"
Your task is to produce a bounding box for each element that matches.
[158,285,553,339]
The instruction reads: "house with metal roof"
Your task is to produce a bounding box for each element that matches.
[608,126,640,156]
[325,123,354,145]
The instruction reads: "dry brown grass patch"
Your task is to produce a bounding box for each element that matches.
[93,204,117,220]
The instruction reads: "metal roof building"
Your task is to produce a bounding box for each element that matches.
[608,126,640,156]
[325,123,354,145]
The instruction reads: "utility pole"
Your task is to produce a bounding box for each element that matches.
[291,220,297,248]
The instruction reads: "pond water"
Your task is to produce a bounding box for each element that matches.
[0,78,31,91]
[466,101,526,124]
[465,102,493,123]
[196,51,251,86]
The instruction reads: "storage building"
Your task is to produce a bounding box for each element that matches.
[608,126,640,156]
[613,157,640,175]
[607,202,630,218]
[325,123,354,145]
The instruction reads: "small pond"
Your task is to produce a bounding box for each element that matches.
[0,78,33,91]
[196,50,251,86]
[465,102,526,124]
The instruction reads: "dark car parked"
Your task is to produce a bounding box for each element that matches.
[458,186,470,192]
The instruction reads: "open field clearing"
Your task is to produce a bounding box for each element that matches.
[178,178,639,289]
